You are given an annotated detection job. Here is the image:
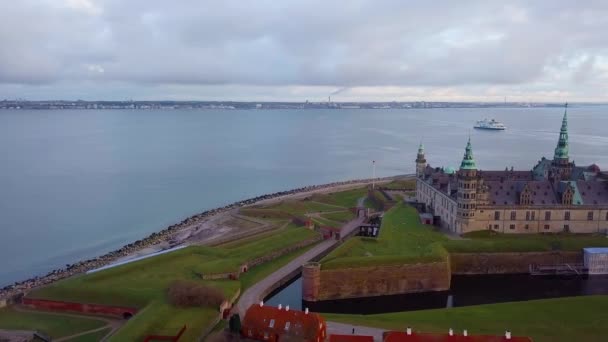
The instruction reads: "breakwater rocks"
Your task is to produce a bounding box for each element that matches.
[0,175,403,300]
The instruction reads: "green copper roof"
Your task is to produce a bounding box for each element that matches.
[554,103,569,160]
[460,137,477,170]
[444,166,457,174]
[418,143,424,154]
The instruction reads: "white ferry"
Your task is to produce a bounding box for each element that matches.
[474,118,506,130]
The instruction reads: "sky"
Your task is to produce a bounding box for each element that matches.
[1,0,607,102]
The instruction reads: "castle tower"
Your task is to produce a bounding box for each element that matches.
[456,137,478,233]
[415,143,426,178]
[553,103,569,165]
[551,103,572,180]
[302,262,321,302]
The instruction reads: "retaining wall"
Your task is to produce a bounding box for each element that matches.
[21,298,137,319]
[304,261,451,301]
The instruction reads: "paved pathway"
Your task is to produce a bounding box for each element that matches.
[235,216,365,317]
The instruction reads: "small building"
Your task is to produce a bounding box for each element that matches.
[383,330,533,342]
[241,304,326,342]
[330,334,374,342]
[584,247,608,275]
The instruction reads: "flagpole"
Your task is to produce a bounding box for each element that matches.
[372,160,376,190]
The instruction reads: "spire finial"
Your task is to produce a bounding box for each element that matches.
[553,103,569,161]
[460,136,477,170]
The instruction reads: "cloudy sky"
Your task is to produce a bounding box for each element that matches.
[1,0,607,102]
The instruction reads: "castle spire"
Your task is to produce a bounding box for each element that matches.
[553,103,569,161]
[460,137,477,170]
[415,141,427,178]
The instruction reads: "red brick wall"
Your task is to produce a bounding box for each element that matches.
[22,297,137,318]
[311,261,451,301]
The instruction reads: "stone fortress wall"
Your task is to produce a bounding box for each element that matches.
[303,251,583,301]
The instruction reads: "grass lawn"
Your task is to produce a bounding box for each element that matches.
[321,210,355,223]
[445,230,608,253]
[381,179,416,190]
[321,203,448,269]
[312,187,368,208]
[324,295,608,342]
[0,308,106,339]
[65,327,112,342]
[108,301,218,342]
[28,226,319,342]
[322,203,608,269]
[312,216,341,227]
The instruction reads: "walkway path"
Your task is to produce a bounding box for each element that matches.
[235,215,365,317]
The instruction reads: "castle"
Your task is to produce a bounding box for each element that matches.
[416,105,608,234]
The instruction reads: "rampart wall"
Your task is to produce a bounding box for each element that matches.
[21,298,137,319]
[305,251,583,301]
[304,261,451,301]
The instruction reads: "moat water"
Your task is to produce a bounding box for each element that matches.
[2,106,608,286]
[265,274,608,314]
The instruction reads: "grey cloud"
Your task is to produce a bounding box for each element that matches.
[0,0,607,100]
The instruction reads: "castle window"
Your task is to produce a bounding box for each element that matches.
[588,211,594,221]
[564,224,570,232]
[494,225,499,229]
[544,224,550,230]
[494,211,500,220]
[531,212,535,220]
[526,211,530,221]
[525,224,529,230]
[565,211,570,221]
[606,212,608,220]
[510,211,516,220]
[488,224,492,229]
[545,211,551,220]
[509,224,515,230]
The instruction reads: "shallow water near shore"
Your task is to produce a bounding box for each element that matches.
[265,274,608,314]
[1,106,608,286]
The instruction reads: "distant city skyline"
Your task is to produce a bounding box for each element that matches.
[1,1,607,102]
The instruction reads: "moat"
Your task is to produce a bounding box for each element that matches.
[265,274,608,314]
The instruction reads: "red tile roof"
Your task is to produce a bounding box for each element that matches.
[384,331,533,342]
[330,334,375,342]
[241,304,325,340]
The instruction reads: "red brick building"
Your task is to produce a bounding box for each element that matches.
[384,331,533,342]
[241,304,326,342]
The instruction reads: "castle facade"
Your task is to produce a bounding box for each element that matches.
[416,106,608,234]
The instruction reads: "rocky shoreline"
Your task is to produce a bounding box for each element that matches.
[0,175,402,301]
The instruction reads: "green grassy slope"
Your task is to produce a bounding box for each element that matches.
[0,308,106,339]
[324,295,608,342]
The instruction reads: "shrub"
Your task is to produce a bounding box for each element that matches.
[167,280,225,307]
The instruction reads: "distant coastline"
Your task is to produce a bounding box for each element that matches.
[0,175,401,301]
[0,100,588,111]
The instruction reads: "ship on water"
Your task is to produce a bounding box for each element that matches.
[474,118,506,130]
